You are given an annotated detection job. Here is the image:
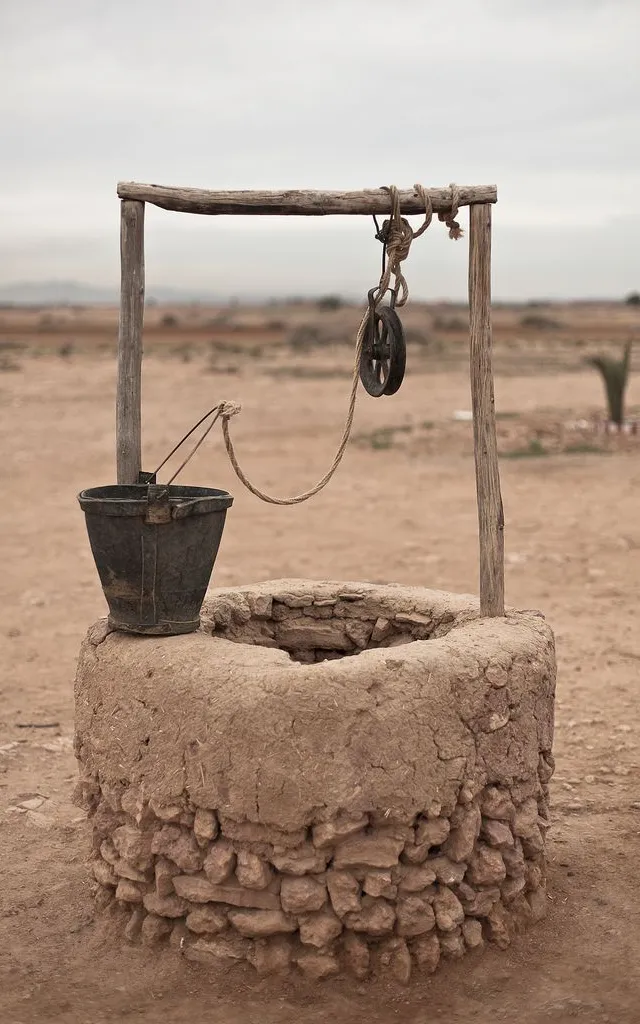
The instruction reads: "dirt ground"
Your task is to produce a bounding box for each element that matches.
[1,305,640,1023]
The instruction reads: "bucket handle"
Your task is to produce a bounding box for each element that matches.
[152,405,224,486]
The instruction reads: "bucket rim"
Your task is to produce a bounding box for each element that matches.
[78,483,233,517]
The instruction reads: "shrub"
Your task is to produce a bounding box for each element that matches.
[288,325,322,351]
[317,295,343,311]
[519,313,562,330]
[625,291,640,306]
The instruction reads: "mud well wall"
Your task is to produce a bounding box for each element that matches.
[74,580,556,981]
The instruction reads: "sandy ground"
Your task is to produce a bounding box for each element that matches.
[1,345,640,1023]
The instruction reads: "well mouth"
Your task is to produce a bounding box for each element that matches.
[199,580,478,664]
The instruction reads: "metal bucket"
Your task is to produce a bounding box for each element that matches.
[78,482,233,635]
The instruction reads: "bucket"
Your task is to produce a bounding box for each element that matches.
[78,481,233,635]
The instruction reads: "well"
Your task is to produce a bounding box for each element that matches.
[74,180,557,981]
[74,579,556,981]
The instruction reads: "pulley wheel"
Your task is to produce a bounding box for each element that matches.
[359,305,406,397]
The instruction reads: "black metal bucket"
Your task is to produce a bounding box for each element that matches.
[78,481,233,635]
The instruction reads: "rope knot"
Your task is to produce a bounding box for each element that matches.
[219,401,241,419]
[438,183,463,239]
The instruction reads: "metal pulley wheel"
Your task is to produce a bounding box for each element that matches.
[359,303,406,397]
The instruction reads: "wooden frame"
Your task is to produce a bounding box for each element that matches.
[115,182,504,617]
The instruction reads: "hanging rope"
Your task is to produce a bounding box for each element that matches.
[164,184,462,504]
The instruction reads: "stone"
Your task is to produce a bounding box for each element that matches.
[398,864,436,892]
[228,909,296,938]
[193,808,219,843]
[299,908,343,948]
[371,617,393,642]
[394,611,432,629]
[184,935,250,964]
[296,951,339,980]
[485,901,511,949]
[115,879,143,903]
[219,818,305,848]
[99,839,119,865]
[502,840,525,877]
[501,875,527,903]
[250,594,273,619]
[396,894,436,937]
[203,840,236,883]
[112,824,152,868]
[93,858,117,888]
[276,620,352,651]
[142,891,187,918]
[462,917,484,949]
[249,936,293,976]
[303,604,333,619]
[280,876,327,914]
[522,827,545,858]
[271,843,329,875]
[525,861,544,892]
[149,800,183,823]
[378,937,412,984]
[402,842,431,865]
[482,787,516,822]
[155,856,180,897]
[439,928,465,958]
[326,870,361,918]
[428,856,466,886]
[120,786,145,821]
[485,664,508,687]
[442,804,481,862]
[333,833,404,870]
[342,930,370,979]
[410,932,440,973]
[151,826,203,873]
[344,897,395,936]
[173,874,280,909]
[344,619,373,648]
[433,887,465,932]
[482,819,515,848]
[141,913,172,946]
[312,814,369,849]
[414,817,450,848]
[514,798,539,838]
[457,884,501,917]
[527,886,548,923]
[113,859,149,883]
[362,870,397,899]
[124,906,145,943]
[186,906,227,934]
[466,845,507,886]
[235,850,272,891]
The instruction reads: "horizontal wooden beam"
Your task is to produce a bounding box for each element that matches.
[116,182,497,217]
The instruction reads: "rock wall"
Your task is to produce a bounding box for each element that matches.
[74,580,556,981]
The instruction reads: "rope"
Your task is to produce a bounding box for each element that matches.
[219,310,369,505]
[166,184,461,504]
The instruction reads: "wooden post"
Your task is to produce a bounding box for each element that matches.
[468,204,505,616]
[116,199,145,484]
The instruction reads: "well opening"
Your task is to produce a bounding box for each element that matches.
[199,580,469,665]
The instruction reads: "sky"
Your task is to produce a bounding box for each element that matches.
[1,0,639,301]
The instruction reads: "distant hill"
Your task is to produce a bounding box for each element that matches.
[0,280,222,306]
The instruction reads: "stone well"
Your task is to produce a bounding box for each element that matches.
[74,579,556,982]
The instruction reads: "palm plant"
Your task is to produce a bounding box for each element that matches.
[587,340,633,428]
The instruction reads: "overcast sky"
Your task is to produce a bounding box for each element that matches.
[1,0,639,300]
